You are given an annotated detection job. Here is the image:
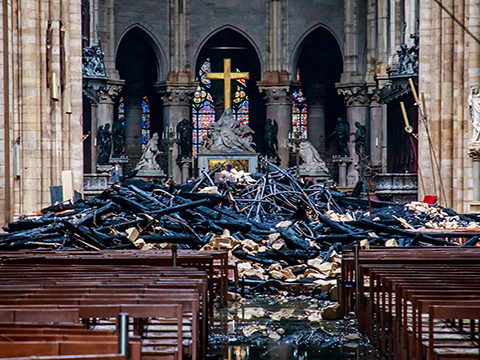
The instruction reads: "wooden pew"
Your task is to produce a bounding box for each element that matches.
[350,248,480,360]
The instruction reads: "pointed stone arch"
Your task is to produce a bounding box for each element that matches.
[291,24,343,80]
[291,24,345,157]
[116,22,167,83]
[115,26,164,166]
[193,24,264,74]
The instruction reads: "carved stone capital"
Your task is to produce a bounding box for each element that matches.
[82,77,108,105]
[337,85,369,107]
[367,87,381,106]
[468,141,480,161]
[157,85,196,106]
[99,83,124,104]
[259,86,291,105]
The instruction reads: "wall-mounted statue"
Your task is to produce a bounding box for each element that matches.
[353,121,367,158]
[177,118,193,159]
[264,118,279,158]
[135,132,161,171]
[97,123,112,165]
[331,117,350,157]
[469,84,480,142]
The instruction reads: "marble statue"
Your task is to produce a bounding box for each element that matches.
[135,132,161,171]
[204,108,256,153]
[298,140,329,173]
[264,118,278,158]
[177,118,193,159]
[353,121,367,158]
[469,84,480,142]
[97,124,112,165]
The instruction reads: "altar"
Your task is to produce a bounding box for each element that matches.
[196,58,260,175]
[198,152,258,173]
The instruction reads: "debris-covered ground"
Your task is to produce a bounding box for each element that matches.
[1,158,479,296]
[208,295,380,360]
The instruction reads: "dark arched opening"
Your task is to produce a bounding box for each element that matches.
[295,27,345,162]
[194,29,263,159]
[116,27,162,167]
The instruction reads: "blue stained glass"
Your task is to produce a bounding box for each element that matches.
[200,58,212,88]
[292,90,308,138]
[142,96,150,151]
[233,85,249,126]
[118,97,125,127]
[236,69,247,87]
[192,60,215,157]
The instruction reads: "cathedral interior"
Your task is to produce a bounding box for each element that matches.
[1,1,480,359]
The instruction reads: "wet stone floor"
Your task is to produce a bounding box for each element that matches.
[208,295,383,360]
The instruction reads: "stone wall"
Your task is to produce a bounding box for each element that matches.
[112,0,345,81]
[418,0,478,212]
[0,0,83,222]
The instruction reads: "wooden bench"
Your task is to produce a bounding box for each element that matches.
[0,266,207,360]
[349,248,480,360]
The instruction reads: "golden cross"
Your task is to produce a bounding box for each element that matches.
[206,58,249,110]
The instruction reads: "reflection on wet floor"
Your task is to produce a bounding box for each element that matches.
[209,295,382,360]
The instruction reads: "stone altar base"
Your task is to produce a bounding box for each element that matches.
[83,174,110,199]
[198,153,259,174]
[134,169,167,183]
[374,173,418,203]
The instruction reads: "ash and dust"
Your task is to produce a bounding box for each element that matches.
[208,295,382,360]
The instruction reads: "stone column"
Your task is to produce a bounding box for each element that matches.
[337,85,370,186]
[368,88,384,170]
[97,82,123,129]
[179,158,193,183]
[305,85,327,153]
[160,85,195,183]
[468,142,480,213]
[259,85,292,168]
[124,85,144,162]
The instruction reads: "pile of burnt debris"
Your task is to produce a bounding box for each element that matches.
[1,159,479,290]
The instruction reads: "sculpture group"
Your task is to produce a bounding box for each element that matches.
[201,109,256,154]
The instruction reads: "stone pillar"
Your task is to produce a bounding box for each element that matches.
[368,89,384,170]
[160,85,195,183]
[179,158,193,183]
[124,86,144,162]
[343,0,359,74]
[97,82,123,130]
[305,85,327,153]
[337,85,369,186]
[468,142,480,213]
[333,157,352,188]
[259,86,292,168]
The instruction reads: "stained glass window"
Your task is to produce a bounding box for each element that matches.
[192,58,215,157]
[118,97,125,124]
[142,96,150,151]
[233,83,249,126]
[292,90,308,138]
[292,69,308,138]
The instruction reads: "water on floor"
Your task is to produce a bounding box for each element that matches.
[208,295,382,360]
